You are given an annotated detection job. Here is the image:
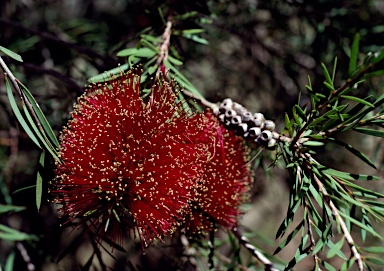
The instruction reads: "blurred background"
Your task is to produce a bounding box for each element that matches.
[1,0,384,270]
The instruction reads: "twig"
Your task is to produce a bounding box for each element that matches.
[181,88,307,146]
[0,56,45,146]
[305,207,323,271]
[309,165,364,271]
[231,227,280,271]
[156,20,173,79]
[215,252,254,271]
[16,242,35,271]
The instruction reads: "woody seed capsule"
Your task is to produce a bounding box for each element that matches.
[231,116,242,125]
[221,98,233,108]
[264,120,275,131]
[225,109,237,118]
[248,127,261,138]
[260,130,272,141]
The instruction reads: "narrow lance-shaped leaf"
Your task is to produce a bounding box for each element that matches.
[5,77,41,148]
[0,204,26,214]
[4,251,16,271]
[341,95,374,108]
[88,64,129,83]
[0,46,23,62]
[326,238,344,259]
[321,62,334,90]
[0,224,38,241]
[328,138,376,169]
[366,257,384,265]
[362,246,384,254]
[338,211,382,238]
[332,57,338,82]
[349,33,360,76]
[18,81,60,148]
[21,103,61,162]
[274,221,304,255]
[36,149,45,211]
[353,127,384,138]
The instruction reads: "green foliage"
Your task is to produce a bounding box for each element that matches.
[275,35,384,270]
[2,1,384,271]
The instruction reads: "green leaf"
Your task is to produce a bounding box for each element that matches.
[316,93,327,100]
[140,34,160,43]
[340,95,374,108]
[5,77,41,148]
[165,60,202,98]
[328,138,376,169]
[22,102,60,161]
[366,257,384,265]
[36,150,45,211]
[322,168,355,181]
[18,81,60,148]
[340,258,356,271]
[294,104,307,120]
[332,57,338,82]
[132,48,157,58]
[5,251,16,271]
[116,48,138,57]
[354,127,384,138]
[326,238,344,259]
[274,221,304,255]
[0,224,38,241]
[182,29,205,35]
[321,62,334,88]
[312,238,324,255]
[0,46,23,62]
[88,64,129,83]
[140,38,160,53]
[303,141,324,147]
[372,49,384,64]
[338,211,382,238]
[363,246,384,254]
[324,81,335,91]
[284,113,294,136]
[147,65,157,75]
[182,34,209,45]
[322,260,337,271]
[12,185,36,195]
[168,55,183,66]
[0,204,26,214]
[349,33,360,76]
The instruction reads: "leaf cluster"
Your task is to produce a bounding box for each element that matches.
[276,35,384,270]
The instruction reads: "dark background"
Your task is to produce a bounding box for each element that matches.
[1,0,384,270]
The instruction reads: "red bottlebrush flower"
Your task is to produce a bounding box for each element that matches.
[184,111,252,235]
[50,70,213,246]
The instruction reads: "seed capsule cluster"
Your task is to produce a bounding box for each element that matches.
[213,98,277,148]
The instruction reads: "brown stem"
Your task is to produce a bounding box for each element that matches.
[231,227,279,271]
[156,20,173,79]
[304,155,364,271]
